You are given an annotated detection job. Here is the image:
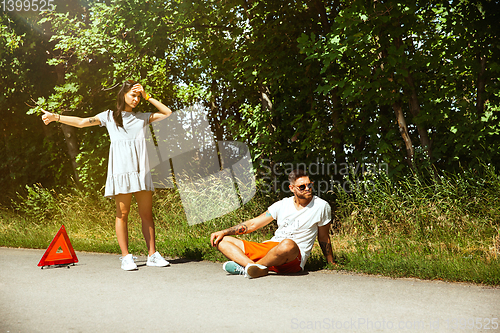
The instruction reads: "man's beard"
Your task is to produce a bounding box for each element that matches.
[295,191,313,200]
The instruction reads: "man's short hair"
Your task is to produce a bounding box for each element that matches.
[288,169,309,184]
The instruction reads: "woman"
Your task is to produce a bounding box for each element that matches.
[42,80,172,271]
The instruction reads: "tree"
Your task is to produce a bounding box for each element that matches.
[13,0,499,196]
[297,0,500,173]
[0,12,66,201]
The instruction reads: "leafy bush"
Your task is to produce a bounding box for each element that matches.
[13,184,60,220]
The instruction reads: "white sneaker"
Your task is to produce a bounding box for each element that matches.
[147,251,170,267]
[244,263,269,279]
[120,254,137,271]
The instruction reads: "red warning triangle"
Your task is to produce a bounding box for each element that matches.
[38,225,78,267]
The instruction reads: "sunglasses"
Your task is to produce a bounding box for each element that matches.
[294,182,314,191]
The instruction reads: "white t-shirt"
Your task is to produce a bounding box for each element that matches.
[268,196,331,269]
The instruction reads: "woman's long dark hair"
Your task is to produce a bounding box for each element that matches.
[114,80,137,129]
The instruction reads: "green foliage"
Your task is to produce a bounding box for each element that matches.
[0,13,65,200]
[2,0,497,195]
[13,184,60,220]
[297,0,500,171]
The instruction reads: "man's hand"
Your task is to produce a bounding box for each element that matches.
[210,231,226,247]
[210,211,274,248]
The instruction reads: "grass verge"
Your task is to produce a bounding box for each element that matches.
[1,166,499,285]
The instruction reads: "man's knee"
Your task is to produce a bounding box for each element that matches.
[218,236,243,252]
[218,236,234,246]
[277,239,300,256]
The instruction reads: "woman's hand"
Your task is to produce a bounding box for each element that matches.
[41,109,58,125]
[41,109,100,128]
[130,82,172,122]
[131,83,148,100]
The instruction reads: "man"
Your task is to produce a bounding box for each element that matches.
[210,169,334,278]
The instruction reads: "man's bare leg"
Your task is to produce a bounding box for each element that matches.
[216,236,254,267]
[246,239,299,278]
[256,239,300,268]
[218,238,300,278]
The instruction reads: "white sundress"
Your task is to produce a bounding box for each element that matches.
[96,110,154,198]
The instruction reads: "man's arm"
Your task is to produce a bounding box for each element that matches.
[317,223,335,265]
[210,210,274,247]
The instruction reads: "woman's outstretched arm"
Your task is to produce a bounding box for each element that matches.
[41,109,101,128]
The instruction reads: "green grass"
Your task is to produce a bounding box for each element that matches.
[1,165,499,285]
[325,164,500,285]
[328,235,500,285]
[1,186,277,262]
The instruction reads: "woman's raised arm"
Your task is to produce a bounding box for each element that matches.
[129,84,173,123]
[147,97,173,123]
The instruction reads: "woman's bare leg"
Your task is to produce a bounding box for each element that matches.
[115,193,133,257]
[134,191,156,256]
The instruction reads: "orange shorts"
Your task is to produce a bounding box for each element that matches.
[241,240,302,274]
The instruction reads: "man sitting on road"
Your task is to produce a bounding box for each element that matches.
[210,169,335,278]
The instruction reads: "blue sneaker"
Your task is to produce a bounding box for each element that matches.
[222,261,245,275]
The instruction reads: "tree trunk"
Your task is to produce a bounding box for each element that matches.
[259,83,278,182]
[259,83,273,114]
[60,121,81,184]
[330,88,346,166]
[375,15,416,170]
[55,62,81,187]
[312,0,334,31]
[209,80,224,143]
[404,72,432,160]
[392,101,414,169]
[391,34,432,161]
[476,54,487,114]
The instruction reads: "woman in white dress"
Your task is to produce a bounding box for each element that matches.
[42,80,172,271]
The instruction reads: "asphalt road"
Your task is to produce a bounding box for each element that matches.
[0,247,499,333]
